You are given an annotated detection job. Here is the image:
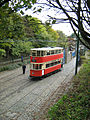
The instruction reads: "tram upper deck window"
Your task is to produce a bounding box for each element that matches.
[51,50,54,54]
[61,49,63,52]
[47,50,50,55]
[37,51,45,56]
[54,50,57,54]
[37,51,40,56]
[41,51,44,56]
[55,49,61,54]
[32,50,36,56]
[56,50,59,54]
[58,49,61,53]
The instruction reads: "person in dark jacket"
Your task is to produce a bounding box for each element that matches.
[22,64,26,74]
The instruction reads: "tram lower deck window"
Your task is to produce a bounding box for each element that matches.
[46,59,60,68]
[32,64,42,70]
[46,64,50,68]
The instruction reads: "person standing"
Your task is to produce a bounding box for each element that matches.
[22,64,26,74]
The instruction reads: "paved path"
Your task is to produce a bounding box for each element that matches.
[0,58,79,120]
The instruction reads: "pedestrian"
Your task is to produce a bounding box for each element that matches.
[22,64,26,74]
[21,56,23,62]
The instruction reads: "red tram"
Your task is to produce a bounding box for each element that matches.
[30,47,63,77]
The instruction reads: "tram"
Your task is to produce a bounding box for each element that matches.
[30,47,63,77]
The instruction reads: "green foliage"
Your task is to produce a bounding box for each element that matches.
[48,59,90,120]
[0,10,25,58]
[45,24,59,47]
[0,11,25,40]
[57,30,68,47]
[11,40,32,57]
[0,49,6,57]
[0,0,37,13]
[52,20,56,24]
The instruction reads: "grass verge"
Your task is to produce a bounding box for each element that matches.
[47,59,90,120]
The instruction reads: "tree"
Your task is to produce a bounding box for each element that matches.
[24,16,49,47]
[23,15,35,38]
[57,30,67,47]
[12,41,32,57]
[23,16,59,48]
[0,11,25,58]
[45,23,59,47]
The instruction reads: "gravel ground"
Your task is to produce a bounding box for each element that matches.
[0,58,80,120]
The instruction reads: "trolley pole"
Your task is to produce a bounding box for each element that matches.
[75,0,81,75]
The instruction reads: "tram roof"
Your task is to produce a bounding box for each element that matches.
[31,47,63,51]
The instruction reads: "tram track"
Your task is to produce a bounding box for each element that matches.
[0,81,41,115]
[0,66,24,82]
[0,73,22,85]
[0,76,37,102]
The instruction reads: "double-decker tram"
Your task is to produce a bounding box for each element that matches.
[30,47,63,77]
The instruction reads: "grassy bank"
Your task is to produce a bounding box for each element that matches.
[47,59,90,120]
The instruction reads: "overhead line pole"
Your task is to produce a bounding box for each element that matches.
[75,0,81,75]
